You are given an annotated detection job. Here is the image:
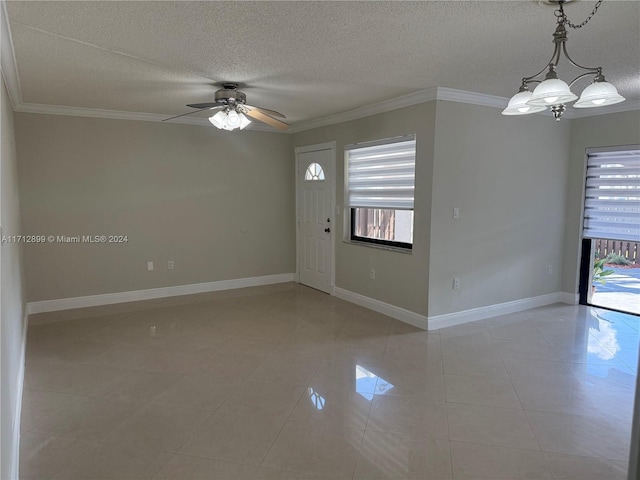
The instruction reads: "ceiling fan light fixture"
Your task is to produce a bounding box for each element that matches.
[165,83,288,130]
[237,112,252,130]
[574,79,625,108]
[208,110,227,129]
[208,109,252,131]
[227,110,240,127]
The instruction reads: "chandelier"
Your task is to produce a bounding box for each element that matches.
[502,0,625,121]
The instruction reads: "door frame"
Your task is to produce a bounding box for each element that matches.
[578,144,640,315]
[294,141,337,294]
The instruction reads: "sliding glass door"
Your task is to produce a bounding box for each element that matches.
[579,146,640,316]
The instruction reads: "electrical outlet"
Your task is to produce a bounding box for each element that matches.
[453,207,460,219]
[147,261,154,271]
[370,269,376,280]
[168,260,174,270]
[547,264,553,275]
[453,277,460,290]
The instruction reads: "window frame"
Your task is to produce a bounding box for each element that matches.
[344,135,416,252]
[582,145,640,243]
[349,208,414,250]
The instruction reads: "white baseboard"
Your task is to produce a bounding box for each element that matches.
[334,287,428,330]
[26,273,296,315]
[333,289,569,332]
[560,291,579,305]
[427,292,564,331]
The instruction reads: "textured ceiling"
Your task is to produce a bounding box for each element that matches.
[5,1,640,126]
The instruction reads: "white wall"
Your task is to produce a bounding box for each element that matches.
[429,101,571,317]
[15,114,295,302]
[1,77,27,480]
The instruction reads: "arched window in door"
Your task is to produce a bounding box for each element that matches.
[305,162,325,181]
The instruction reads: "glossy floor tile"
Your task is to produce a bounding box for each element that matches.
[20,284,638,479]
[261,422,364,478]
[353,430,452,479]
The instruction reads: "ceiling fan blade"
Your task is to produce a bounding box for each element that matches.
[245,109,289,130]
[244,105,286,119]
[186,102,224,109]
[162,106,223,122]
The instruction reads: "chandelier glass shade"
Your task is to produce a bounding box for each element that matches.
[502,0,624,121]
[574,80,625,108]
[528,78,578,106]
[209,108,251,131]
[501,89,547,115]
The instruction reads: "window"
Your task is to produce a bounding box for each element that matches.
[578,146,639,312]
[305,162,325,181]
[345,135,416,250]
[583,147,640,242]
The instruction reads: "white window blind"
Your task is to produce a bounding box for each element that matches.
[346,136,416,210]
[583,147,640,242]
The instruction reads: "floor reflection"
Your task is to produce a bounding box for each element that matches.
[307,387,326,410]
[355,365,393,401]
[588,309,639,374]
[588,312,621,360]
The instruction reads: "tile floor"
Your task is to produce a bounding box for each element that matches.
[19,283,638,479]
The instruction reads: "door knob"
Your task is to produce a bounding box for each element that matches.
[324,227,331,233]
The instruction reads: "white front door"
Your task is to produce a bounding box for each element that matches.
[296,146,335,293]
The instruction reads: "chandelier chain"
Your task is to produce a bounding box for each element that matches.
[555,0,604,29]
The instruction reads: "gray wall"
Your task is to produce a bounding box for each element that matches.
[429,101,571,317]
[1,78,26,480]
[562,110,640,296]
[15,114,295,301]
[292,102,436,317]
[293,100,572,319]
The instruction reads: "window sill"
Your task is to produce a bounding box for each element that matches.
[343,239,413,254]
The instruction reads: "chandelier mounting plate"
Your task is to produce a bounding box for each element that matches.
[540,0,576,6]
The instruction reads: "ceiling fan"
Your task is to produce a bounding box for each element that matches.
[163,83,289,131]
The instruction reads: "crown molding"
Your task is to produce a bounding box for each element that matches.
[434,86,558,118]
[289,87,439,133]
[565,99,640,119]
[16,102,185,123]
[13,88,505,134]
[8,88,639,134]
[289,87,527,133]
[289,86,640,132]
[435,87,508,109]
[13,102,284,132]
[0,1,22,108]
